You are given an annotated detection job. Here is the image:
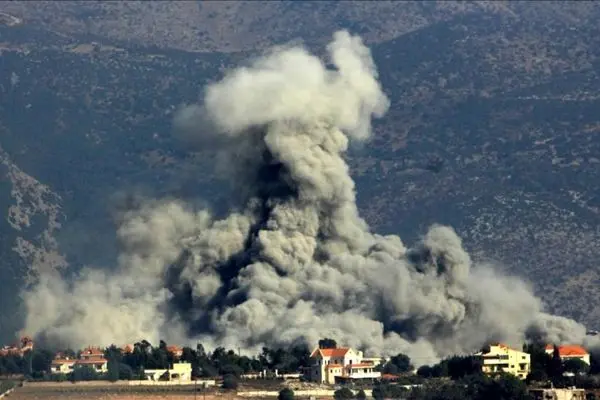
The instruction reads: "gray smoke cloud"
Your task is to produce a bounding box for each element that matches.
[20,30,597,365]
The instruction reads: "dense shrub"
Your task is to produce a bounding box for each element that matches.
[222,373,238,390]
[278,387,295,400]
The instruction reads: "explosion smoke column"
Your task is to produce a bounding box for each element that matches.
[21,31,596,364]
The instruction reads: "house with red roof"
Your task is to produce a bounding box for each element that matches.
[545,344,590,365]
[51,346,109,374]
[50,357,77,374]
[76,346,108,372]
[308,346,381,384]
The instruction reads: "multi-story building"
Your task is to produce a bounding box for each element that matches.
[309,346,381,384]
[545,344,590,365]
[475,343,531,380]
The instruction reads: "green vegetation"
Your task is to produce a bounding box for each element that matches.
[318,338,337,349]
[379,353,414,374]
[221,373,238,390]
[333,387,355,400]
[396,373,530,400]
[0,339,312,381]
[278,387,295,400]
[0,379,16,393]
[1,337,600,400]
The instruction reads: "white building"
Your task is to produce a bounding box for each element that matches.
[545,345,590,365]
[475,343,531,380]
[50,358,76,374]
[144,362,192,382]
[309,347,381,384]
[75,357,108,373]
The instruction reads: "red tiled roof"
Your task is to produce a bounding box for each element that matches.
[381,374,400,380]
[81,346,104,355]
[311,348,350,358]
[546,344,588,356]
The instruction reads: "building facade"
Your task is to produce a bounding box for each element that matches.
[545,345,590,365]
[529,388,585,400]
[51,346,108,374]
[50,358,76,374]
[309,347,381,384]
[475,344,531,380]
[144,362,192,382]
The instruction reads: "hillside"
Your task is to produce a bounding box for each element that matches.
[0,1,600,343]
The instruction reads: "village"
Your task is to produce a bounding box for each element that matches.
[0,335,598,399]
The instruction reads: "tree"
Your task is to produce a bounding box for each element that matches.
[475,373,530,400]
[355,389,367,400]
[526,368,548,383]
[71,366,99,382]
[590,352,600,375]
[416,365,433,378]
[446,356,482,380]
[318,338,337,349]
[372,384,409,400]
[278,387,295,400]
[30,349,54,375]
[118,363,134,380]
[222,374,238,390]
[382,353,412,374]
[563,358,590,375]
[107,359,120,382]
[334,387,354,400]
[548,345,564,382]
[523,342,551,382]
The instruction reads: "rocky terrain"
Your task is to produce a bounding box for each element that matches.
[1,1,600,343]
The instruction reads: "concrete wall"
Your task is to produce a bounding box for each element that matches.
[237,389,373,398]
[23,379,216,388]
[127,379,216,387]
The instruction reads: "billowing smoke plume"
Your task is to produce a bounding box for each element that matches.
[21,31,597,364]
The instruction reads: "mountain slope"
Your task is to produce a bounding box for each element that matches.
[0,1,600,342]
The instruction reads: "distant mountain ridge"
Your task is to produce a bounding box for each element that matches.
[1,1,600,343]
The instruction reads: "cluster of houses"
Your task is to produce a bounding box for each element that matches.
[308,343,591,384]
[50,343,191,382]
[0,336,592,385]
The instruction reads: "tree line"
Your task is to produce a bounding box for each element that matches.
[2,337,600,392]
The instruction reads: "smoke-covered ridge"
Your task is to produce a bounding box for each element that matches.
[20,30,596,365]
